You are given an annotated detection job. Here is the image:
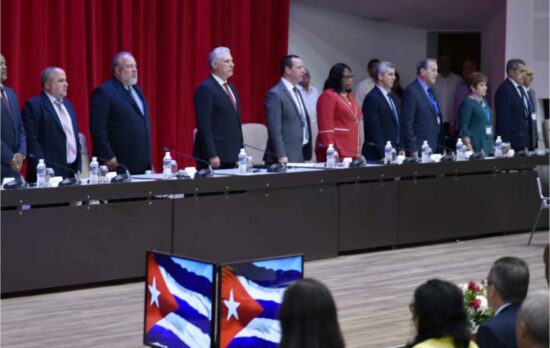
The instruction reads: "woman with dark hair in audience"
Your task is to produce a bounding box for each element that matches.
[407,279,478,348]
[458,72,494,155]
[315,63,362,162]
[279,278,345,348]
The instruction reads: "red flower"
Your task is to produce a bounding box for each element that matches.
[471,298,481,310]
[468,281,480,292]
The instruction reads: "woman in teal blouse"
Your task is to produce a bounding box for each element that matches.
[459,72,494,155]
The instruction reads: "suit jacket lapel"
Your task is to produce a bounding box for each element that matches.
[414,80,438,118]
[374,87,397,125]
[41,93,65,133]
[210,76,239,114]
[114,80,144,117]
[279,81,302,120]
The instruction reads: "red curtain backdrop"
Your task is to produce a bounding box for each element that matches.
[1,0,289,168]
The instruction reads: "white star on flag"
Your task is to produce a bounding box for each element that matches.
[148,277,161,308]
[224,289,240,321]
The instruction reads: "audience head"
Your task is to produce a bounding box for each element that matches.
[375,61,396,91]
[524,66,534,87]
[467,72,488,98]
[209,46,234,80]
[516,290,549,348]
[299,67,311,89]
[281,54,305,85]
[462,59,478,79]
[323,63,353,93]
[416,58,438,84]
[367,58,381,80]
[279,278,345,348]
[506,59,527,85]
[408,279,470,348]
[437,55,452,76]
[487,256,529,310]
[112,51,138,86]
[0,53,7,83]
[41,67,68,100]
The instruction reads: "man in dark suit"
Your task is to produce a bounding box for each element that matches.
[401,58,443,155]
[495,59,534,152]
[22,67,81,182]
[1,53,26,181]
[90,51,152,174]
[193,47,243,169]
[477,257,530,348]
[515,290,548,348]
[362,61,403,161]
[264,55,312,164]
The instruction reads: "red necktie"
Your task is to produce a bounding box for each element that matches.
[223,83,237,111]
[1,87,13,118]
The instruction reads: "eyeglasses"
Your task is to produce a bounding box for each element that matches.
[343,75,354,79]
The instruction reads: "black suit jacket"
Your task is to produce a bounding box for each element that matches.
[1,86,26,180]
[22,93,81,182]
[401,80,443,154]
[90,78,152,174]
[192,76,243,166]
[495,79,536,151]
[362,86,402,160]
[476,303,520,348]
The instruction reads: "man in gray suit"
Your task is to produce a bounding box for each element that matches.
[263,55,312,164]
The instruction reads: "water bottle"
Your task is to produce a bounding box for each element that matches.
[238,148,248,174]
[89,156,99,184]
[456,138,464,161]
[384,141,393,164]
[494,136,503,158]
[163,151,172,179]
[36,159,47,188]
[333,150,339,166]
[421,140,432,163]
[326,144,335,168]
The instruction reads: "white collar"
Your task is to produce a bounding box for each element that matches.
[211,73,227,87]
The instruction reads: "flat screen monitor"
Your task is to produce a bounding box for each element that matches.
[217,254,303,348]
[144,251,215,348]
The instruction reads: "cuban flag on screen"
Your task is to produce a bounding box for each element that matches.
[144,253,214,348]
[219,256,303,348]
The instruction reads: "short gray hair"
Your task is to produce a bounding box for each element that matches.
[40,67,63,88]
[375,61,395,77]
[506,58,526,74]
[208,47,230,70]
[488,256,529,303]
[517,290,549,346]
[416,58,437,75]
[112,51,134,72]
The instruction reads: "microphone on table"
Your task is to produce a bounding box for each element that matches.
[90,155,132,183]
[242,143,287,173]
[315,142,368,167]
[363,141,422,164]
[28,153,80,186]
[162,146,213,178]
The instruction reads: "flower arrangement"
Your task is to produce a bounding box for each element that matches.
[461,281,494,332]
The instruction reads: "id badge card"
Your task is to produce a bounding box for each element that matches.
[485,127,492,135]
[531,113,537,121]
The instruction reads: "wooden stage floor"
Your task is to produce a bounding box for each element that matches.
[1,231,548,348]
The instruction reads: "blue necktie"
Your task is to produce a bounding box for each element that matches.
[387,92,400,144]
[426,88,441,122]
[517,86,530,117]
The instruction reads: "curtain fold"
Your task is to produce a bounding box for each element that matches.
[1,0,289,168]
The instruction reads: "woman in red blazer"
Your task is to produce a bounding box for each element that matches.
[315,63,362,162]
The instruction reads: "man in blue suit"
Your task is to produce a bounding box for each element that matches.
[362,61,403,161]
[90,51,152,174]
[22,67,81,182]
[1,53,26,180]
[401,58,444,155]
[495,59,534,151]
[193,47,243,169]
[477,257,530,348]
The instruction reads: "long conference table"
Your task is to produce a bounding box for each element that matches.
[1,155,548,295]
